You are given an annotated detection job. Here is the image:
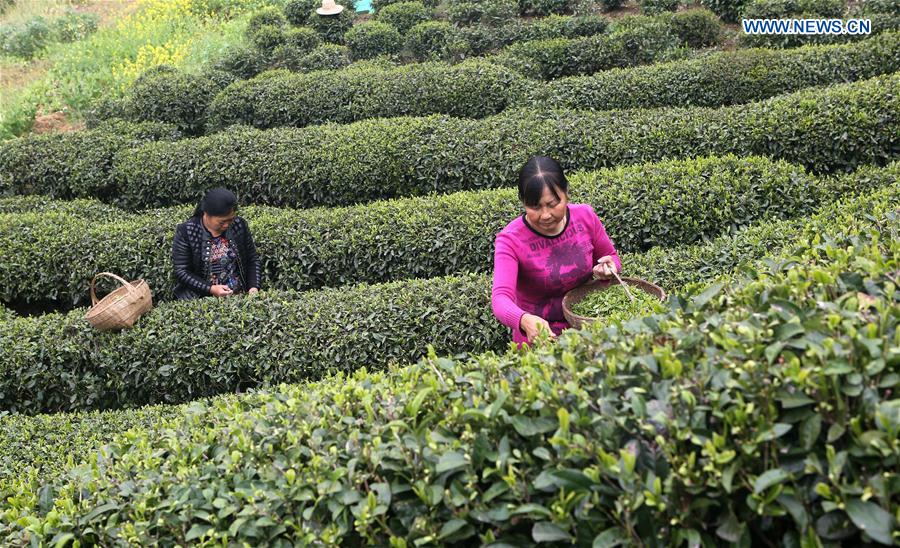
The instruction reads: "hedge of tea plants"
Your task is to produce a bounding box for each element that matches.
[739,0,900,48]
[97,11,724,135]
[2,73,894,210]
[1,166,898,416]
[206,60,527,131]
[0,207,897,545]
[0,403,186,484]
[206,25,898,134]
[2,157,897,308]
[0,119,181,201]
[1,162,896,480]
[488,17,687,80]
[521,30,900,109]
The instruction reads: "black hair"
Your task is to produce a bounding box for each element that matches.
[518,155,568,208]
[193,187,237,218]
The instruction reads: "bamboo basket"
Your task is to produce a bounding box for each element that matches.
[562,277,665,329]
[84,272,153,331]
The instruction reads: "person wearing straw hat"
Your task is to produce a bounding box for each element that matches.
[491,155,621,347]
[172,188,262,300]
[316,0,345,15]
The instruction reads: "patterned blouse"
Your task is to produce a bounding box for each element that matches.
[208,234,243,292]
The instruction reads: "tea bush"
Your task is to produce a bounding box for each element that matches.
[491,18,685,79]
[0,119,182,201]
[523,31,899,109]
[284,0,320,24]
[700,0,752,21]
[344,20,404,59]
[742,0,847,19]
[118,75,900,208]
[207,18,889,132]
[291,43,352,71]
[518,0,581,16]
[207,60,526,130]
[4,75,895,208]
[436,14,611,59]
[669,7,724,46]
[8,155,887,306]
[640,0,680,14]
[0,165,898,415]
[308,9,355,44]
[375,1,432,33]
[447,0,518,26]
[1,201,897,544]
[115,65,223,136]
[405,20,456,58]
[740,9,900,48]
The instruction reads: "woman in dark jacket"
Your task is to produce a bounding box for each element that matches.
[172,188,262,300]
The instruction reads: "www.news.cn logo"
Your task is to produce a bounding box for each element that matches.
[742,18,872,35]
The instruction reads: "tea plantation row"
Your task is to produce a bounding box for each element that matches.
[1,164,898,415]
[1,73,896,209]
[200,31,900,131]
[1,211,896,545]
[93,10,721,136]
[2,156,898,307]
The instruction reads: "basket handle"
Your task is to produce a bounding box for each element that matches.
[611,270,636,303]
[90,272,137,306]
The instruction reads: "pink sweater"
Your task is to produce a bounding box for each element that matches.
[491,204,622,345]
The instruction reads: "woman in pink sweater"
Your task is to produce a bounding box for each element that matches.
[492,156,622,346]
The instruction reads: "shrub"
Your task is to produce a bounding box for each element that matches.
[207,60,525,130]
[406,20,457,58]
[2,158,896,309]
[294,42,351,71]
[345,20,403,59]
[858,0,900,14]
[0,164,896,414]
[247,23,286,52]
[376,1,432,32]
[0,119,182,201]
[448,14,610,57]
[245,5,287,36]
[448,0,518,26]
[0,16,50,58]
[640,0,680,14]
[599,0,625,10]
[49,8,99,43]
[308,9,355,43]
[0,403,184,484]
[120,65,222,135]
[519,0,578,16]
[670,7,724,47]
[3,75,895,208]
[495,18,684,79]
[0,182,899,546]
[523,31,900,110]
[285,25,322,52]
[742,0,847,18]
[211,45,265,79]
[700,0,752,21]
[373,0,438,9]
[283,0,319,24]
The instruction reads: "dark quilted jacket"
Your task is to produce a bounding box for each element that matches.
[172,216,262,300]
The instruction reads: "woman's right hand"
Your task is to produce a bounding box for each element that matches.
[210,284,233,297]
[520,313,557,341]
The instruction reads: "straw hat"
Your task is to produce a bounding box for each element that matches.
[316,0,345,15]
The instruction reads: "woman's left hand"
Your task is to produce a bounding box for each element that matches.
[593,256,618,280]
[248,287,259,295]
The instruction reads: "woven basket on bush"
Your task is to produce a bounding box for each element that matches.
[84,272,153,331]
[562,276,666,329]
